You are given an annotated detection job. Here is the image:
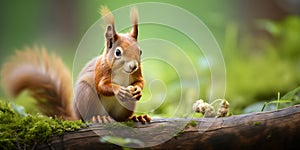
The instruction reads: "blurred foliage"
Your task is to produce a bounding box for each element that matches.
[225,16,300,114]
[0,100,85,149]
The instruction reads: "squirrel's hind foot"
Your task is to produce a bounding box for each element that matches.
[91,115,114,124]
[130,114,151,124]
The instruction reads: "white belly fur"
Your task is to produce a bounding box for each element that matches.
[100,69,135,118]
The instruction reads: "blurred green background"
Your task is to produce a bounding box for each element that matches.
[0,0,300,116]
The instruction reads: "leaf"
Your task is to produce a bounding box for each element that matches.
[100,136,144,147]
[267,100,292,104]
[281,87,300,100]
[256,19,281,36]
[9,101,27,117]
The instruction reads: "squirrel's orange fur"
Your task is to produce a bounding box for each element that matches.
[1,7,151,123]
[1,46,75,120]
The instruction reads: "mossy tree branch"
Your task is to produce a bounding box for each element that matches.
[37,105,300,149]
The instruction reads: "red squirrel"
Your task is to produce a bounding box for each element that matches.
[1,7,151,123]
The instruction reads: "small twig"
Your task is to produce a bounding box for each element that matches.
[47,142,55,150]
[60,134,65,150]
[209,99,223,105]
[32,143,37,150]
[14,133,22,150]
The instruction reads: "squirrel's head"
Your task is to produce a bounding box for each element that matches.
[102,7,141,74]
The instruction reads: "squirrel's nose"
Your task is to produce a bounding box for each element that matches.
[129,63,137,71]
[128,62,138,72]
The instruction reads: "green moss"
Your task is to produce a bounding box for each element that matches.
[104,120,136,130]
[0,101,85,149]
[187,120,197,127]
[253,121,261,126]
[122,120,135,128]
[266,133,272,140]
[173,129,184,139]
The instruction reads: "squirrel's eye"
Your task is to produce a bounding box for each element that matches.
[140,49,142,55]
[115,48,122,58]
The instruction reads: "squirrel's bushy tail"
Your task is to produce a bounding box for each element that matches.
[1,46,75,120]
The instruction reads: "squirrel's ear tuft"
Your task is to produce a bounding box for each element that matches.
[99,6,113,23]
[101,6,118,49]
[130,6,138,40]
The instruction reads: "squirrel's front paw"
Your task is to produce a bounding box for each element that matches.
[116,86,134,102]
[127,85,142,101]
[132,86,142,100]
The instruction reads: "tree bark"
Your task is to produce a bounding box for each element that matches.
[37,105,300,149]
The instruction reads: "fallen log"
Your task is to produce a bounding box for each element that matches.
[37,105,300,149]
